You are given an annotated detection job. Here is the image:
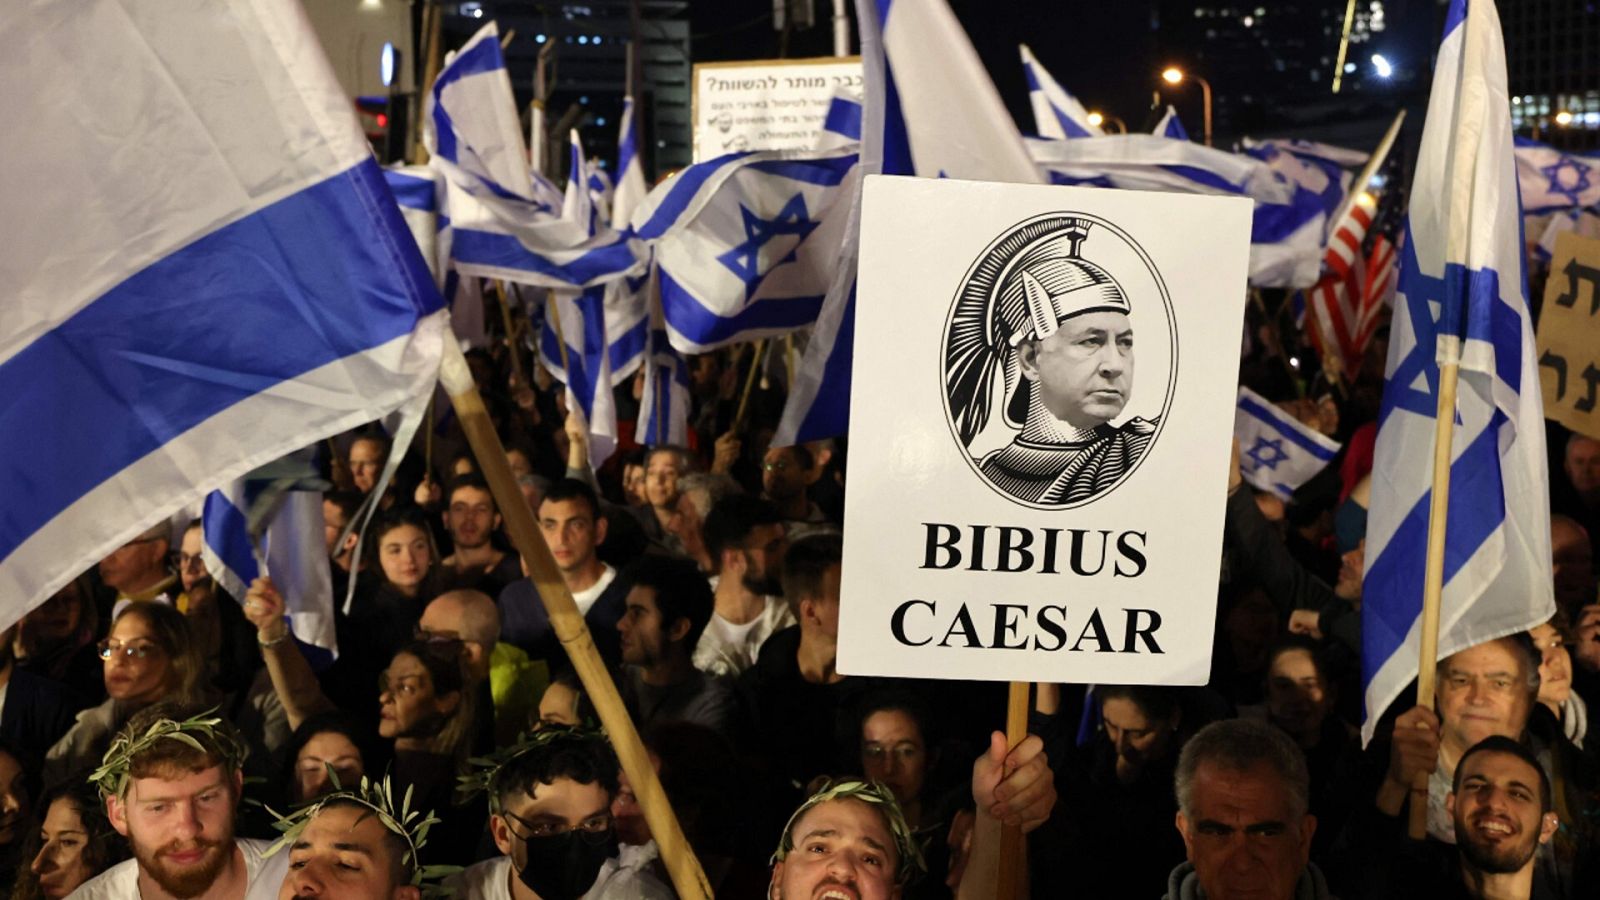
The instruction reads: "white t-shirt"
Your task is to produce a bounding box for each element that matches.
[68,837,290,900]
[444,845,672,900]
[692,595,795,677]
[571,565,617,616]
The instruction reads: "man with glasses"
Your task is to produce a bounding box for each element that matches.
[448,728,671,900]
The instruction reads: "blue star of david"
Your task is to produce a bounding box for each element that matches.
[1244,436,1290,472]
[716,193,819,301]
[1541,156,1592,205]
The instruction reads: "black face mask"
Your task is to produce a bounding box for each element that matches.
[514,830,616,900]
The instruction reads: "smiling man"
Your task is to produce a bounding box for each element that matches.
[1446,737,1560,900]
[975,223,1158,507]
[74,704,288,900]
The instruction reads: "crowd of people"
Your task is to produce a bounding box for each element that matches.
[3,304,1600,900]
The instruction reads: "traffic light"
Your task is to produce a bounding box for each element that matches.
[354,95,408,163]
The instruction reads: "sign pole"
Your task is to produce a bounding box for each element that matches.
[994,682,1030,900]
[732,339,766,433]
[437,340,713,899]
[1408,358,1460,839]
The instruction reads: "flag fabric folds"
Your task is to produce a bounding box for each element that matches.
[637,281,692,447]
[1360,0,1554,744]
[629,148,860,355]
[0,0,445,623]
[1029,135,1326,287]
[774,0,1042,445]
[1234,388,1342,499]
[1513,136,1600,213]
[1019,43,1104,139]
[202,471,337,657]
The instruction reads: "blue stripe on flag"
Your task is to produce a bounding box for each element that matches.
[824,99,863,141]
[1361,413,1507,687]
[0,160,440,563]
[795,284,857,441]
[385,172,437,212]
[632,152,757,239]
[1237,396,1338,461]
[202,491,258,588]
[609,316,649,373]
[448,229,639,285]
[748,156,858,186]
[659,269,826,346]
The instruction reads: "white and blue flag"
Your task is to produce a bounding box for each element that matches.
[1018,43,1104,139]
[201,461,337,659]
[0,0,445,623]
[613,96,650,228]
[775,0,1041,445]
[1514,136,1600,213]
[1153,106,1190,141]
[636,278,692,447]
[426,24,641,291]
[385,165,487,347]
[817,89,865,151]
[1028,135,1327,287]
[1234,388,1342,500]
[629,148,860,354]
[1361,0,1554,744]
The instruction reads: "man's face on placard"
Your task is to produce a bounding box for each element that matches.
[1019,311,1134,430]
[107,765,239,900]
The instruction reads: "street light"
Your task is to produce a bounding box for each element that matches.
[1555,110,1574,127]
[1086,111,1127,134]
[1160,66,1212,146]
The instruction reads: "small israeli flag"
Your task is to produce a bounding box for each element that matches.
[1018,43,1104,139]
[1233,388,1341,500]
[1513,136,1600,213]
[1153,106,1190,141]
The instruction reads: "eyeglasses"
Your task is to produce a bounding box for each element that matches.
[169,552,206,571]
[502,809,613,841]
[97,639,163,661]
[762,460,792,472]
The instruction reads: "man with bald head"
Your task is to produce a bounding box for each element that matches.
[419,590,538,746]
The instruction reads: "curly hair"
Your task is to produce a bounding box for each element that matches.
[10,776,130,900]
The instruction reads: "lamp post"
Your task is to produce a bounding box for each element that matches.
[1086,111,1127,134]
[1161,66,1212,147]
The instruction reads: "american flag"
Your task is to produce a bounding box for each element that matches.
[1306,192,1397,375]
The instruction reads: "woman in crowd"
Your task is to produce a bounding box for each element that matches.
[9,778,126,900]
[11,579,102,705]
[282,712,380,805]
[42,601,203,786]
[855,690,963,899]
[380,639,480,866]
[1531,613,1587,750]
[0,748,30,894]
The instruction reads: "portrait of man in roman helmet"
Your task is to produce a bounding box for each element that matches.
[943,213,1171,508]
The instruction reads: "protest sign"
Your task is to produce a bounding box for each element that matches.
[691,57,862,161]
[1537,231,1600,441]
[838,176,1252,685]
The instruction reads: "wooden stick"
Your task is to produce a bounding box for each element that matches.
[491,280,524,379]
[995,682,1031,900]
[732,340,766,433]
[413,2,444,164]
[1327,110,1407,239]
[437,341,713,899]
[1408,360,1461,840]
[785,334,796,390]
[545,288,573,376]
[499,27,516,50]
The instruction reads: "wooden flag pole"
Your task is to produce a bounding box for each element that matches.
[994,682,1031,900]
[545,288,573,375]
[1408,359,1461,839]
[732,340,767,433]
[437,340,713,899]
[492,281,524,379]
[1327,110,1407,239]
[413,2,444,164]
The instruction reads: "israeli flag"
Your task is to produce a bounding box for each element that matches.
[1234,389,1341,500]
[427,24,641,291]
[1029,135,1326,287]
[201,467,336,658]
[637,284,692,447]
[774,0,1041,446]
[629,148,860,354]
[0,0,445,622]
[1153,106,1190,141]
[1361,0,1554,744]
[1018,44,1104,139]
[540,284,620,468]
[385,164,484,348]
[1513,137,1600,213]
[586,162,615,230]
[1535,208,1600,261]
[613,96,649,227]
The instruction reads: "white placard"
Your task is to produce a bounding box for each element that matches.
[838,176,1253,686]
[692,58,862,161]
